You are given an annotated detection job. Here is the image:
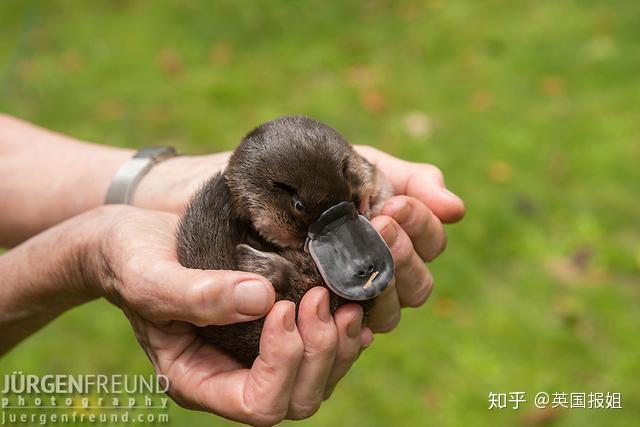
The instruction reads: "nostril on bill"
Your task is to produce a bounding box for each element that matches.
[367,263,375,274]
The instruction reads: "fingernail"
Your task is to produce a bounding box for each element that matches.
[394,202,411,224]
[381,223,398,246]
[234,280,271,316]
[347,312,363,338]
[317,289,332,323]
[283,302,296,332]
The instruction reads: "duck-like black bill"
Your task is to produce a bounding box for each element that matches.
[307,201,394,301]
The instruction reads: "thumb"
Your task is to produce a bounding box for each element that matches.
[129,261,276,327]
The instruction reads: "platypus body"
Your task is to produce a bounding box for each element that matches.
[176,116,392,367]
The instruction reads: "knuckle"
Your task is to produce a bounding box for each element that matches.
[246,409,286,427]
[270,333,304,362]
[288,401,322,420]
[185,273,224,326]
[424,230,448,261]
[241,390,287,427]
[304,327,339,356]
[372,214,395,233]
[424,164,444,183]
[394,241,415,268]
[436,231,448,256]
[373,312,401,333]
[404,275,434,308]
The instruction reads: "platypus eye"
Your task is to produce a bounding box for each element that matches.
[293,198,305,212]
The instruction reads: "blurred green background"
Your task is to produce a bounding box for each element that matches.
[1,1,639,426]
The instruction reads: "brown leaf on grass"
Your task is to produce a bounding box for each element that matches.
[545,257,581,284]
[210,41,233,65]
[359,89,387,114]
[26,27,49,51]
[521,406,562,426]
[469,90,494,111]
[571,247,592,272]
[403,111,433,138]
[540,75,565,97]
[157,48,183,77]
[96,99,126,120]
[434,297,456,317]
[422,389,441,409]
[17,59,40,82]
[60,50,84,73]
[395,1,421,21]
[144,105,173,126]
[544,247,601,286]
[552,296,583,327]
[345,65,380,87]
[488,160,512,183]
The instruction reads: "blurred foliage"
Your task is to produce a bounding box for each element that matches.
[1,0,639,426]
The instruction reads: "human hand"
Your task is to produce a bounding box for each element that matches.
[354,146,465,332]
[134,146,465,333]
[88,206,371,424]
[133,145,464,332]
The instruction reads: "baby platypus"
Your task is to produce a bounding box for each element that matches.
[176,116,393,366]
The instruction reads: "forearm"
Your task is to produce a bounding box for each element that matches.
[0,114,232,246]
[0,209,103,354]
[0,114,133,246]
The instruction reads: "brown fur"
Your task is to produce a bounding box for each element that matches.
[176,116,391,367]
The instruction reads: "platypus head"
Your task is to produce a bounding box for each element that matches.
[226,116,394,301]
[226,116,375,248]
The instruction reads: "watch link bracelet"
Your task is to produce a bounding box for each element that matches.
[104,146,178,204]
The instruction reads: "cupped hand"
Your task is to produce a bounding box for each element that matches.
[353,146,465,332]
[133,146,465,334]
[90,206,371,425]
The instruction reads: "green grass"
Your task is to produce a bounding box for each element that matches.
[1,1,639,426]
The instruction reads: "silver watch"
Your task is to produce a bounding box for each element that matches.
[105,146,178,204]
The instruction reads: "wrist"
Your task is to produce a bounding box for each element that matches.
[73,205,133,302]
[132,152,231,212]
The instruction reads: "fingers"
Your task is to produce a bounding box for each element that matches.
[161,294,368,425]
[366,277,401,332]
[355,145,465,223]
[188,301,305,426]
[323,303,364,399]
[241,301,304,425]
[381,195,447,261]
[404,167,466,224]
[371,216,434,317]
[286,287,339,419]
[122,262,276,327]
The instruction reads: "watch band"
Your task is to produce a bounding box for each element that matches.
[105,146,178,204]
